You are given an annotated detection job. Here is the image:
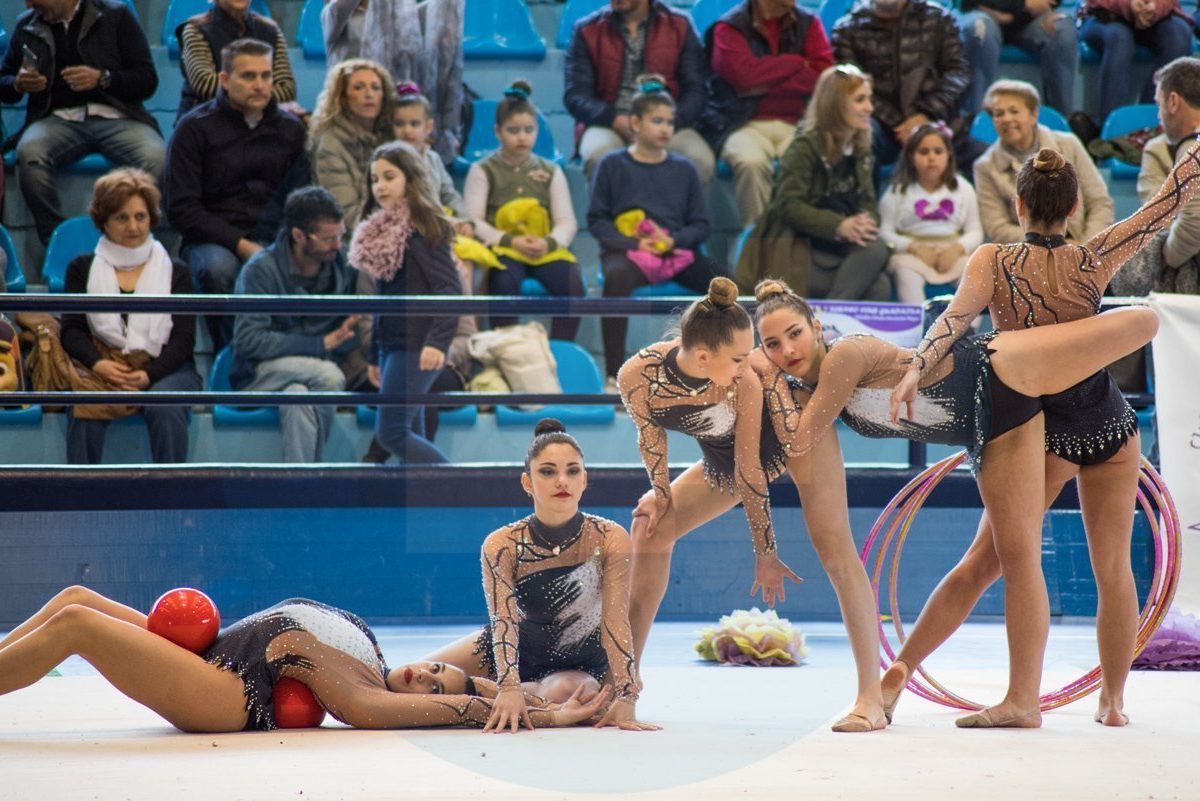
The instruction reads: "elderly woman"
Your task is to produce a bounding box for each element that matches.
[176,0,296,120]
[60,169,200,465]
[309,59,397,234]
[973,80,1114,244]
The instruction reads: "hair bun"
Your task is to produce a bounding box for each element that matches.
[1032,147,1066,174]
[396,81,422,97]
[534,418,567,437]
[707,277,739,308]
[504,79,533,100]
[753,279,792,303]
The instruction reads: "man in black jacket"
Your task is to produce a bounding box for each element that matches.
[163,38,310,351]
[0,0,164,244]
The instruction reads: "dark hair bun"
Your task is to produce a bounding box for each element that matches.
[534,418,567,437]
[504,79,533,99]
[1032,147,1066,173]
[754,279,792,303]
[707,277,739,308]
[396,81,422,97]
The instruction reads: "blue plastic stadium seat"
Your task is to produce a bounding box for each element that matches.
[163,0,271,59]
[1,225,26,293]
[42,217,102,293]
[816,0,853,35]
[2,150,113,174]
[520,278,548,297]
[1101,104,1160,180]
[356,403,478,429]
[968,105,1070,145]
[728,224,756,267]
[297,0,326,62]
[0,22,9,57]
[631,280,695,297]
[452,100,562,174]
[463,0,547,61]
[208,346,280,426]
[556,0,609,49]
[690,0,740,37]
[496,340,615,426]
[0,405,43,425]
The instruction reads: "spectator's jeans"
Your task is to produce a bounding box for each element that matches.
[579,126,716,183]
[182,243,244,352]
[241,355,346,463]
[1080,15,1193,122]
[960,11,1078,115]
[719,119,797,226]
[66,364,201,464]
[487,256,585,340]
[15,116,165,243]
[376,349,449,464]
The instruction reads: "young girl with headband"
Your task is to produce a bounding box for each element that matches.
[587,74,727,385]
[464,80,584,340]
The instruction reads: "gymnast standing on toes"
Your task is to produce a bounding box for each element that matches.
[618,277,798,663]
[0,587,608,732]
[883,141,1200,729]
[749,281,1165,730]
[419,419,657,733]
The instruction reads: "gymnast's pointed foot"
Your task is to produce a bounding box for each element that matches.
[880,659,911,724]
[955,703,1042,729]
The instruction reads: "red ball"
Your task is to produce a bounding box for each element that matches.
[147,588,221,654]
[273,677,326,728]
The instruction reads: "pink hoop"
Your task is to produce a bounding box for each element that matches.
[861,452,1182,711]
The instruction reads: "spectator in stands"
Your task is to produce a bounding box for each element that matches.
[310,58,397,233]
[564,0,714,184]
[588,75,726,385]
[973,80,1114,244]
[1079,0,1193,127]
[698,0,833,226]
[735,65,890,301]
[0,0,165,245]
[958,0,1078,117]
[464,81,584,341]
[164,38,310,352]
[61,169,200,465]
[322,0,369,67]
[231,187,359,464]
[176,0,297,121]
[1126,56,1200,295]
[831,0,980,171]
[349,142,460,464]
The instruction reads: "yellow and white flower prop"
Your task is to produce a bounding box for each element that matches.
[695,608,809,666]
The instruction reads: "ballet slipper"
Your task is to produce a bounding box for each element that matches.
[954,707,1042,729]
[831,712,888,733]
[880,659,911,724]
[1094,709,1129,727]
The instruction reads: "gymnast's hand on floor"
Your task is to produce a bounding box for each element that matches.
[554,686,613,727]
[889,368,920,424]
[483,687,534,733]
[594,698,662,731]
[751,553,802,607]
[631,490,671,540]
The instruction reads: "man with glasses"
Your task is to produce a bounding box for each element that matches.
[230,187,363,464]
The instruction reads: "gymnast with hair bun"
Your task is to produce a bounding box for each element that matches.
[420,419,658,734]
[0,588,609,733]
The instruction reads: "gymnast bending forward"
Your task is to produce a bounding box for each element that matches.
[751,279,1161,729]
[420,419,658,733]
[0,589,607,732]
[882,140,1200,728]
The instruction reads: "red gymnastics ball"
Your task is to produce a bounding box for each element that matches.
[273,677,327,728]
[147,588,221,654]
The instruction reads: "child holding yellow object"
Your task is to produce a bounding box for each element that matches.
[587,75,726,382]
[463,80,584,340]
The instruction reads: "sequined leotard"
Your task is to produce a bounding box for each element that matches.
[204,598,498,730]
[618,341,783,557]
[911,141,1200,464]
[478,513,642,703]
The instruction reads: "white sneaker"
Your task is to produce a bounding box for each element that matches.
[604,375,621,403]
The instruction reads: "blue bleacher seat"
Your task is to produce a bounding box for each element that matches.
[297,0,326,62]
[729,224,756,268]
[163,0,272,60]
[631,280,695,297]
[356,402,478,429]
[0,22,9,57]
[0,404,42,425]
[968,105,1070,145]
[689,0,740,37]
[816,0,853,35]
[208,346,280,426]
[1101,104,1160,180]
[464,0,547,61]
[1,225,26,293]
[2,150,114,174]
[520,278,549,297]
[556,0,609,49]
[496,340,615,426]
[452,100,562,174]
[42,217,102,293]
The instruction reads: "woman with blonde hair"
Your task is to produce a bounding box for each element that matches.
[310,58,398,233]
[736,65,890,302]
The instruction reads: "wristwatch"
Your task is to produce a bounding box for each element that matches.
[98,69,112,89]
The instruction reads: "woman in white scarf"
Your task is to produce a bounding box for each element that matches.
[60,169,201,464]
